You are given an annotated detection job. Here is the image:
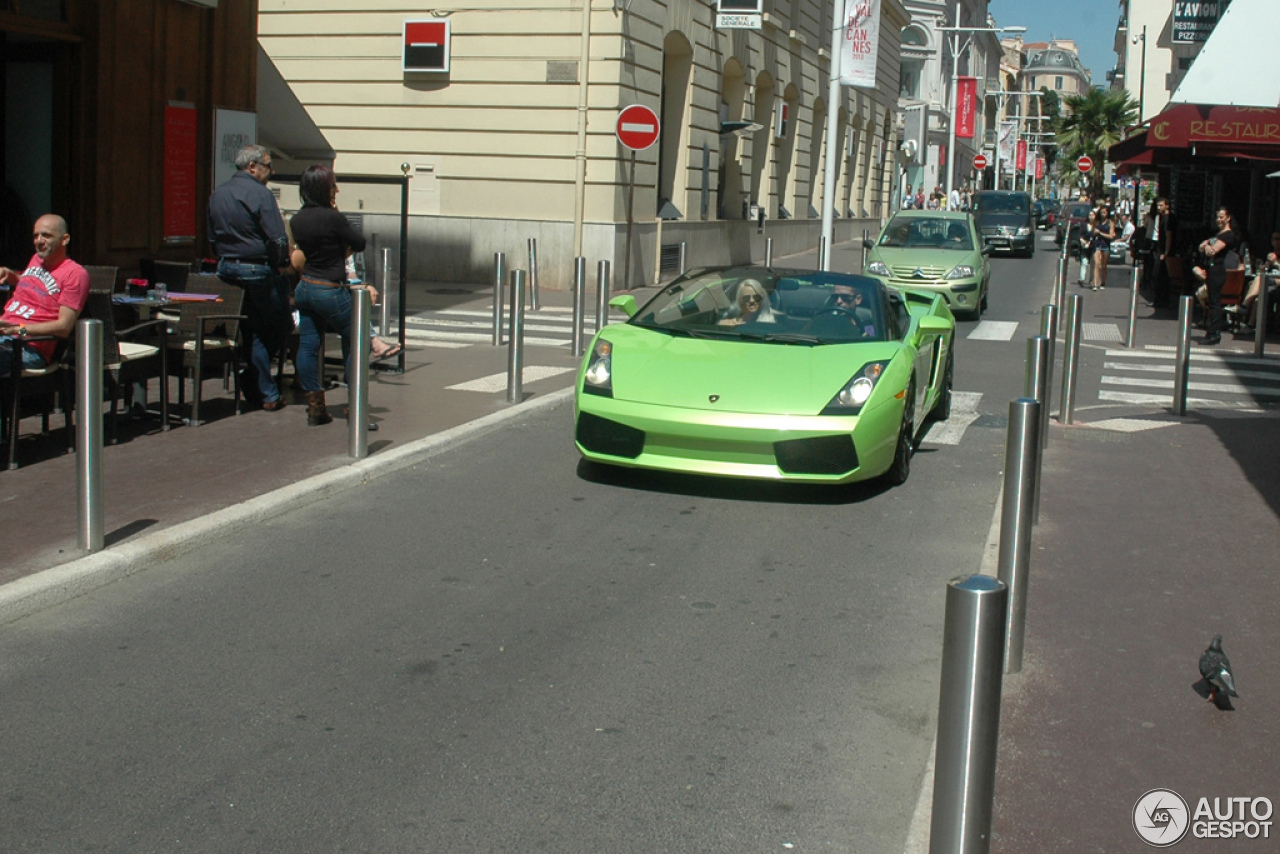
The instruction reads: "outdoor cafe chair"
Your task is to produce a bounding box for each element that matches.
[1,335,72,470]
[81,290,171,443]
[165,274,246,426]
[83,265,120,294]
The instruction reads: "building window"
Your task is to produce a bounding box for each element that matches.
[1055,76,1063,90]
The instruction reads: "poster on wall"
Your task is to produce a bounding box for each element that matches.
[838,0,880,89]
[213,108,257,190]
[164,102,198,243]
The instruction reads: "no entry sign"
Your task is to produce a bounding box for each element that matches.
[1076,155,1093,173]
[973,153,988,170]
[616,105,661,151]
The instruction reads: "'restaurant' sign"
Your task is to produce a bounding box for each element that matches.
[1148,104,1280,147]
[1172,0,1230,44]
[404,20,451,72]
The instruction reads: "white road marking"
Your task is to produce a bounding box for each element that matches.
[967,321,1018,341]
[1087,418,1177,433]
[920,391,982,446]
[446,366,576,392]
[1097,390,1269,409]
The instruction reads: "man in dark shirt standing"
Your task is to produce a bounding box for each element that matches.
[207,144,292,410]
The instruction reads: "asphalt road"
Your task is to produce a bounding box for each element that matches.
[0,246,1061,853]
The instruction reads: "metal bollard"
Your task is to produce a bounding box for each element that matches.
[492,252,505,346]
[527,238,540,311]
[998,397,1040,675]
[929,573,1008,854]
[508,269,526,403]
[1024,337,1050,524]
[861,229,870,273]
[571,256,587,358]
[1039,304,1058,438]
[379,247,392,337]
[76,319,104,551]
[1256,270,1270,358]
[595,260,611,333]
[349,287,371,459]
[678,241,687,275]
[1173,294,1193,416]
[1059,294,1083,424]
[1054,252,1068,308]
[765,237,774,268]
[818,235,827,271]
[1126,262,1140,347]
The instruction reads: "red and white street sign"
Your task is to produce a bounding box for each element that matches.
[616,105,661,151]
[1076,155,1093,173]
[973,153,988,170]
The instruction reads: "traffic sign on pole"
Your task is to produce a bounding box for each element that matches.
[1076,155,1093,173]
[616,105,661,151]
[973,154,988,170]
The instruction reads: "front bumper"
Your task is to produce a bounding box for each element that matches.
[862,273,983,312]
[574,393,902,484]
[982,233,1034,253]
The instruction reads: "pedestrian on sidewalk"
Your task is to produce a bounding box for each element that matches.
[1146,197,1176,307]
[1078,209,1096,286]
[1091,205,1117,290]
[289,165,376,427]
[1196,206,1242,346]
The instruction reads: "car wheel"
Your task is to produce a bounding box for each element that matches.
[883,385,915,486]
[931,353,954,422]
[980,287,989,313]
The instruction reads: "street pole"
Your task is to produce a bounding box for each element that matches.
[819,0,844,272]
[945,24,961,201]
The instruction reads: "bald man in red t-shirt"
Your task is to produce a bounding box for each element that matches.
[0,214,90,376]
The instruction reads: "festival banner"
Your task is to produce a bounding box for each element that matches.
[1015,138,1027,171]
[838,0,880,89]
[1035,156,1045,180]
[998,121,1016,169]
[955,77,977,139]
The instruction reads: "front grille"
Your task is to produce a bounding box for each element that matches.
[889,264,946,281]
[774,435,858,475]
[576,411,645,458]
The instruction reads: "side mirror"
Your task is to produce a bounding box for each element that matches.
[918,315,951,335]
[862,237,875,250]
[609,294,637,318]
[980,246,992,257]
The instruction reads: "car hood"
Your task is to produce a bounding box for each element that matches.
[975,213,1029,228]
[871,246,978,268]
[606,326,902,414]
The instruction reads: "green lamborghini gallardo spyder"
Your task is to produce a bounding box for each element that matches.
[574,266,956,486]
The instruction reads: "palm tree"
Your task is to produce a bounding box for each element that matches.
[1054,88,1138,198]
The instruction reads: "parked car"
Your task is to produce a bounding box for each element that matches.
[1033,198,1055,230]
[575,267,956,486]
[970,190,1036,257]
[862,210,990,318]
[1054,201,1095,257]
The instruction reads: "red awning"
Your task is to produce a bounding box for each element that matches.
[1146,104,1280,151]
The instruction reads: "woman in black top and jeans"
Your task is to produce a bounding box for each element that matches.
[290,165,371,426]
[1199,206,1241,346]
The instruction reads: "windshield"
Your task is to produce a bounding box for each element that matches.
[632,268,888,344]
[879,216,974,250]
[1063,203,1092,220]
[974,194,1029,214]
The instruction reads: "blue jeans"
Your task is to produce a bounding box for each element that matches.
[217,261,292,403]
[0,337,48,378]
[293,281,352,393]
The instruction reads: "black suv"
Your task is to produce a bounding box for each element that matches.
[971,191,1036,257]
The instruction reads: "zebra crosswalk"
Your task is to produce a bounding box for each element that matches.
[964,320,1126,342]
[402,306,588,349]
[1099,346,1280,410]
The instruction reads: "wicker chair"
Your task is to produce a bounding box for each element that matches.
[79,291,171,442]
[1,335,72,470]
[165,275,246,425]
[83,265,120,294]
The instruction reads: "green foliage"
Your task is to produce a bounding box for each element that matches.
[1052,88,1138,197]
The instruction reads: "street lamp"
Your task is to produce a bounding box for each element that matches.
[1132,25,1147,124]
[939,12,1025,200]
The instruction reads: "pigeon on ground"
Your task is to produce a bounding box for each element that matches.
[1195,634,1239,711]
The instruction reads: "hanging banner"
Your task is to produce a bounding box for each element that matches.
[998,121,1016,169]
[838,0,880,89]
[1015,139,1027,171]
[955,77,977,139]
[1035,156,1045,180]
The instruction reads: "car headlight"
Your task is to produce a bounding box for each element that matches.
[822,360,889,415]
[1016,225,1032,236]
[866,261,890,276]
[583,339,613,397]
[945,265,976,280]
